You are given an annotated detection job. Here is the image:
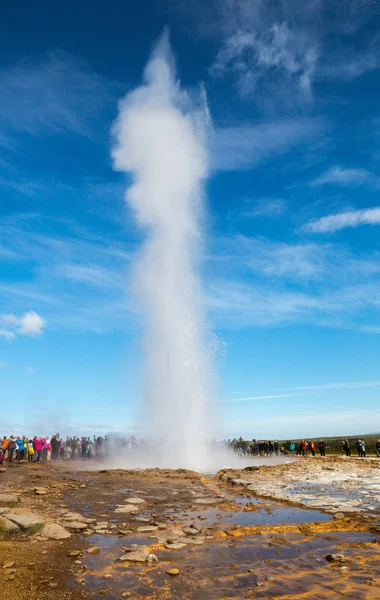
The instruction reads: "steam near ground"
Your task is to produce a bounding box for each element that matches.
[111,31,219,471]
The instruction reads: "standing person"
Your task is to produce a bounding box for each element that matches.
[319,439,326,457]
[361,440,366,457]
[289,441,295,454]
[59,439,65,460]
[356,440,361,457]
[8,436,17,462]
[2,436,9,461]
[301,440,307,456]
[27,440,34,462]
[274,440,279,456]
[310,441,316,457]
[16,437,25,462]
[34,437,43,461]
[343,439,351,457]
[376,439,380,458]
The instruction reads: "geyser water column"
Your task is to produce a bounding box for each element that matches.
[111,32,217,471]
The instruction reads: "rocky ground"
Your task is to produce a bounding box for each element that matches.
[0,458,379,599]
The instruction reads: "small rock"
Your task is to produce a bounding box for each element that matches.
[325,554,346,563]
[248,569,254,573]
[334,512,345,520]
[87,547,100,555]
[68,551,82,558]
[75,577,85,585]
[49,583,58,588]
[121,593,131,598]
[166,568,179,576]
[80,484,86,489]
[103,573,112,579]
[2,561,15,569]
[137,526,158,533]
[126,498,146,505]
[34,488,47,496]
[147,554,159,562]
[6,573,16,581]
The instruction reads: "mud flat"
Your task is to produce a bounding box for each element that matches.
[0,459,379,599]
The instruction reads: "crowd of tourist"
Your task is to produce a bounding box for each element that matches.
[1,434,380,466]
[0,434,138,465]
[227,438,380,458]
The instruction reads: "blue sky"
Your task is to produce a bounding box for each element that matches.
[1,0,380,439]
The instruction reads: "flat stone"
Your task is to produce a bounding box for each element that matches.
[87,547,100,555]
[137,526,158,533]
[6,513,44,529]
[125,498,146,505]
[334,512,345,520]
[135,517,151,522]
[193,498,222,505]
[68,551,82,557]
[118,546,149,563]
[166,568,179,576]
[176,536,205,545]
[62,512,95,524]
[153,530,182,544]
[115,505,139,514]
[2,561,15,569]
[65,521,88,531]
[34,488,47,495]
[0,495,19,505]
[164,542,187,550]
[183,527,200,536]
[42,523,71,540]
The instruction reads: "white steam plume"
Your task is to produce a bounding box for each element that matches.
[111,31,217,471]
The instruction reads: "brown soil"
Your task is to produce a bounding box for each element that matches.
[0,458,379,599]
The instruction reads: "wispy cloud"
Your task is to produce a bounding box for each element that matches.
[0,50,117,148]
[281,380,380,392]
[311,166,374,187]
[219,393,302,403]
[207,0,380,105]
[241,197,286,218]
[303,207,380,233]
[211,23,317,99]
[210,117,323,170]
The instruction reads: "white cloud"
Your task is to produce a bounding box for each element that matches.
[24,366,36,373]
[0,329,15,341]
[311,166,373,186]
[210,117,322,170]
[0,311,45,340]
[303,207,380,233]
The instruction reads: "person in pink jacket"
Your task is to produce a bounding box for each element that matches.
[33,437,43,462]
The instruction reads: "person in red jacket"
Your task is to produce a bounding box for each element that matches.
[310,441,316,456]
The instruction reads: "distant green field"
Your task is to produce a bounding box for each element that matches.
[278,433,380,455]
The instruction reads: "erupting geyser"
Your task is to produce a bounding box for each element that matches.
[111,31,217,471]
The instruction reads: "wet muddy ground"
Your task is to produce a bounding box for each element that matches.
[0,458,379,599]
